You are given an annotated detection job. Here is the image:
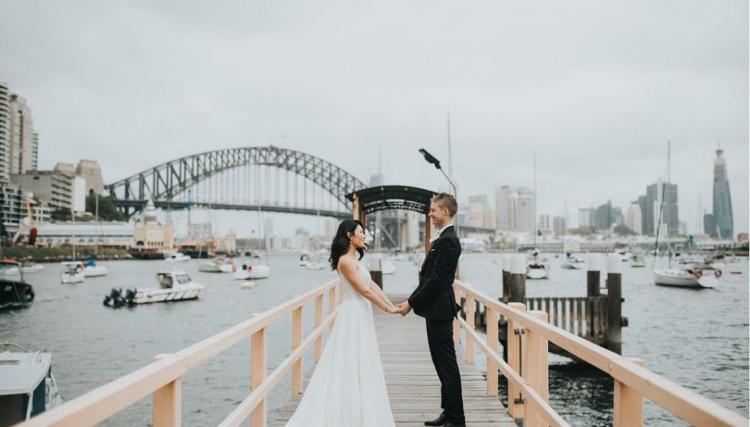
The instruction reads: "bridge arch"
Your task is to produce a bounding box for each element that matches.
[106,146,366,218]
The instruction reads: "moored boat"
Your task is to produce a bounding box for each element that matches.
[0,342,63,425]
[60,264,84,284]
[654,268,717,289]
[103,271,205,307]
[0,261,35,310]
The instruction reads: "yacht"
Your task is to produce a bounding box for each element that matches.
[198,257,235,273]
[19,262,44,274]
[60,264,84,284]
[629,254,646,268]
[654,267,717,289]
[234,256,271,280]
[299,254,327,270]
[526,249,549,279]
[0,261,34,310]
[561,253,585,270]
[0,343,63,425]
[103,271,205,307]
[61,259,108,278]
[165,252,190,263]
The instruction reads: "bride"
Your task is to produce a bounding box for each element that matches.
[286,219,397,427]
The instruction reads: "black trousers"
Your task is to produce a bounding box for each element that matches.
[426,319,465,424]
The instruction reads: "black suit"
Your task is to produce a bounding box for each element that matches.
[408,225,465,425]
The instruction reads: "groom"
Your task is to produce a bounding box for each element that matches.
[397,193,465,427]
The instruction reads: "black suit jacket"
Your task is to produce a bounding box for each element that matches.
[408,225,462,321]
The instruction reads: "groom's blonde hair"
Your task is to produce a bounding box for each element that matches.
[432,193,457,218]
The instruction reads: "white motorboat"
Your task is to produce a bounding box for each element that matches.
[629,254,646,268]
[60,264,84,284]
[165,252,190,263]
[104,271,205,306]
[234,259,271,280]
[198,257,235,273]
[19,262,44,274]
[526,250,549,279]
[299,254,327,270]
[61,260,108,278]
[654,268,717,288]
[615,249,631,262]
[561,253,585,270]
[0,343,63,425]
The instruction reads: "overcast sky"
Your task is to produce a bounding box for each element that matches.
[1,0,747,236]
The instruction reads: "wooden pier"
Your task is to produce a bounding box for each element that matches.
[270,295,515,426]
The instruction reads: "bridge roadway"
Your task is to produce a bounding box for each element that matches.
[271,295,515,427]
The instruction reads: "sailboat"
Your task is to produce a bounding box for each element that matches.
[653,142,716,289]
[526,153,549,279]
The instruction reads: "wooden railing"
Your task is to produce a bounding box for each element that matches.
[18,280,340,427]
[525,296,608,341]
[454,280,748,427]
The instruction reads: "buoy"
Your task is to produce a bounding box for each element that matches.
[241,281,257,289]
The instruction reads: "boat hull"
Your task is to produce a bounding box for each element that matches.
[0,280,34,310]
[654,269,715,288]
[133,285,205,304]
[234,265,271,280]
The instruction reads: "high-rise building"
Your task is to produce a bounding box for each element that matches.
[642,180,679,237]
[703,213,717,238]
[11,170,74,211]
[31,131,38,171]
[509,189,535,234]
[538,214,551,231]
[76,160,104,194]
[495,185,511,230]
[593,200,613,230]
[0,82,10,183]
[8,94,35,175]
[468,194,493,228]
[552,216,566,233]
[578,208,593,229]
[624,201,642,234]
[711,146,734,239]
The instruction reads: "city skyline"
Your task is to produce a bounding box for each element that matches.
[0,1,747,236]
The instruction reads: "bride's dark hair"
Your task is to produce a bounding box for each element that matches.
[329,219,365,270]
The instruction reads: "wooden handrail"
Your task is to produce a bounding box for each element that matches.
[19,280,339,427]
[454,280,748,427]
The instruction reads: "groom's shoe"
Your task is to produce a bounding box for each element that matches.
[443,423,466,427]
[423,412,446,426]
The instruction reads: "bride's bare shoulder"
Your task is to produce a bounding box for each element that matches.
[338,255,359,272]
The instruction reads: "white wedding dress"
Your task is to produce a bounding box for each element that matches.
[286,262,395,427]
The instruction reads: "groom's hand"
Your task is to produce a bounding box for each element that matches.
[397,302,411,316]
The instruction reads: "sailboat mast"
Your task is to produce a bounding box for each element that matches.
[533,152,537,247]
[447,113,453,179]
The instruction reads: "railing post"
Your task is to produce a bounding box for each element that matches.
[314,293,324,361]
[486,305,498,396]
[523,311,549,427]
[453,287,461,343]
[292,306,303,395]
[465,294,475,363]
[328,285,337,332]
[507,302,526,420]
[606,254,623,354]
[586,254,603,338]
[153,354,181,427]
[250,327,267,427]
[614,358,645,427]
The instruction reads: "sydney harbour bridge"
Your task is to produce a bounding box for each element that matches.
[105,146,492,247]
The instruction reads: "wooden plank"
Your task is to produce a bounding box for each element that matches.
[271,295,514,426]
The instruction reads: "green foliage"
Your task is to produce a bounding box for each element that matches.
[86,192,124,221]
[613,224,636,236]
[567,226,597,236]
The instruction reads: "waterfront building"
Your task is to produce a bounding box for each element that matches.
[31,131,38,171]
[0,183,24,239]
[10,170,74,211]
[54,162,76,177]
[508,188,535,234]
[8,94,35,175]
[75,160,104,194]
[538,214,551,231]
[0,82,10,183]
[711,146,734,239]
[35,221,133,247]
[624,202,642,235]
[132,201,174,251]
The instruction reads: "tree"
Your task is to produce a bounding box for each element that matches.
[613,224,636,236]
[86,191,124,221]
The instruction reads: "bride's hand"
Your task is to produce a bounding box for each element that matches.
[386,306,399,314]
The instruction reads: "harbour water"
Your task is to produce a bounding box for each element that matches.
[0,253,747,426]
